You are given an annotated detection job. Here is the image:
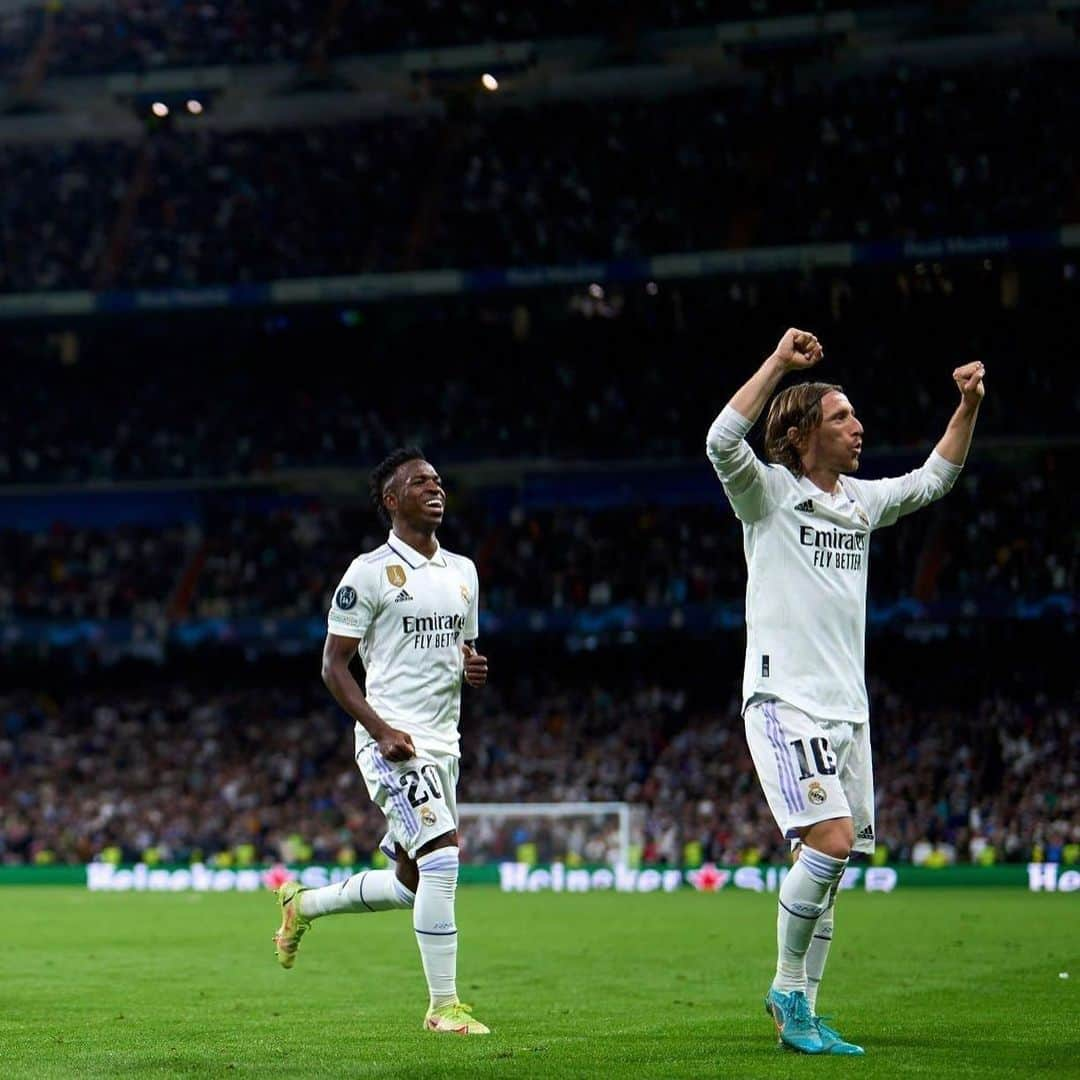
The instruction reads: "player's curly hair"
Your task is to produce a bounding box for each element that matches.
[369,446,426,526]
[763,382,843,476]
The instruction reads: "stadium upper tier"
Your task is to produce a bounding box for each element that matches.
[0,59,1075,294]
[1,666,1073,867]
[0,1,902,78]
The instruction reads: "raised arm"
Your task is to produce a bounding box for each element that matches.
[934,361,985,466]
[706,328,823,523]
[321,632,415,761]
[858,362,986,529]
[728,327,824,423]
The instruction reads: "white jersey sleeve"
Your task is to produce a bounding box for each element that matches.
[706,405,790,523]
[850,451,962,530]
[327,558,378,640]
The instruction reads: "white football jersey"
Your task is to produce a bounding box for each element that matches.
[707,405,961,723]
[327,531,480,757]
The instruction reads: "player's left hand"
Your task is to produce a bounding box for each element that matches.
[462,643,488,688]
[953,361,986,403]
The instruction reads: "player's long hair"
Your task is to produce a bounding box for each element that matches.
[764,382,843,476]
[369,446,426,526]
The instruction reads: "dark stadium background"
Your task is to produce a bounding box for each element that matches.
[1,0,1077,878]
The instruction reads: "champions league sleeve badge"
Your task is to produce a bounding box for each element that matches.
[335,585,357,610]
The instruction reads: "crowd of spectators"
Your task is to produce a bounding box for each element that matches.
[0,140,136,295]
[2,260,1077,485]
[41,0,312,76]
[326,0,901,61]
[1,60,1076,292]
[114,121,439,290]
[2,0,902,79]
[930,455,1077,602]
[2,441,1074,626]
[441,61,1079,268]
[1,668,1074,868]
[0,520,196,621]
[190,506,355,621]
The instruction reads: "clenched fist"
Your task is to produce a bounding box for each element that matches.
[376,726,415,762]
[462,643,488,688]
[953,361,986,403]
[772,327,824,372]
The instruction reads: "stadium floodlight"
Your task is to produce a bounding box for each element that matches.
[481,73,499,91]
[186,99,204,115]
[588,283,604,299]
[457,801,640,867]
[151,101,169,117]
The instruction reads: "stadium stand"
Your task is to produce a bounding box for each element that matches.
[1,60,1077,291]
[0,2,1075,887]
[1,261,1076,483]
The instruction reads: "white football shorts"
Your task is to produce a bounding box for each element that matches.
[355,740,460,861]
[744,697,876,854]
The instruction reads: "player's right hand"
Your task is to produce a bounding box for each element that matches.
[377,727,415,762]
[773,327,823,371]
[953,360,986,403]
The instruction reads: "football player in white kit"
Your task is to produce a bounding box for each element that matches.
[272,447,491,1035]
[707,328,985,1055]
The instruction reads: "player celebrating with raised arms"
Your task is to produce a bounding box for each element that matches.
[706,329,984,1055]
[272,447,491,1036]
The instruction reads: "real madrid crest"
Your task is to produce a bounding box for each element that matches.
[807,781,827,805]
[420,806,437,827]
[386,565,407,588]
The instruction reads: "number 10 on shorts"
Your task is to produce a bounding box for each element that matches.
[789,737,837,779]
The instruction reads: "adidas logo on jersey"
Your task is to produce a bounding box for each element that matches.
[856,824,875,841]
[793,499,815,513]
[393,589,413,603]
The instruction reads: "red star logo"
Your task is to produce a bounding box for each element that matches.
[688,863,728,892]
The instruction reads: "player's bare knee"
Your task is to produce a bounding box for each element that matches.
[817,838,852,860]
[822,826,854,860]
[801,818,854,860]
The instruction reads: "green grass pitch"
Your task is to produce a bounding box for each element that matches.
[2,885,1076,1077]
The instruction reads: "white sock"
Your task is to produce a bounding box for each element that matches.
[805,885,838,1013]
[299,870,415,919]
[773,846,847,994]
[414,847,459,1009]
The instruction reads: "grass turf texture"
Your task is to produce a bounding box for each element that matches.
[2,885,1075,1078]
